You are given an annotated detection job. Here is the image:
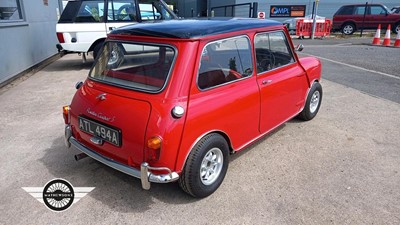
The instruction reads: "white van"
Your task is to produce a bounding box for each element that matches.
[56,0,177,59]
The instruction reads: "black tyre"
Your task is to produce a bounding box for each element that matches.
[106,43,124,69]
[93,42,103,60]
[341,23,355,35]
[179,133,229,198]
[393,23,400,34]
[298,82,322,121]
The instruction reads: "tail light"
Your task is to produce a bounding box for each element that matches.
[63,105,70,124]
[56,32,65,43]
[147,136,162,161]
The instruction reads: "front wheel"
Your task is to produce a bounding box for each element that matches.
[298,82,323,121]
[179,133,229,198]
[393,23,400,34]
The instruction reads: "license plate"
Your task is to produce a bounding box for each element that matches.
[78,117,121,147]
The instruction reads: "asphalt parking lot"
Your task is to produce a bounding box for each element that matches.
[1,37,399,224]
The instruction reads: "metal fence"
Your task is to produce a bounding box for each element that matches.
[210,2,258,18]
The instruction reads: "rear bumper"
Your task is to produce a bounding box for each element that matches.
[64,125,179,189]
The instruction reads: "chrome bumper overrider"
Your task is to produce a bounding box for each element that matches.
[64,125,179,190]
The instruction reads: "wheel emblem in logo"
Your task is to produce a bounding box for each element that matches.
[42,179,75,211]
[22,179,94,212]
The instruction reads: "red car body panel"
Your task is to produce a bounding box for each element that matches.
[64,18,322,186]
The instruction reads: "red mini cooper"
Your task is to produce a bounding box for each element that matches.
[63,18,322,198]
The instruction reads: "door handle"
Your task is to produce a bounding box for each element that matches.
[109,27,116,31]
[262,80,272,85]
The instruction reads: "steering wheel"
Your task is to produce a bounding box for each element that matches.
[259,53,275,72]
[116,4,134,20]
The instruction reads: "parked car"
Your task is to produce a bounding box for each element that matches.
[63,18,323,197]
[56,0,177,59]
[333,4,400,35]
[392,6,400,14]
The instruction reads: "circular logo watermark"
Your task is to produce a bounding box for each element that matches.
[42,179,75,212]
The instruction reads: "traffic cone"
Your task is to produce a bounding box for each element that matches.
[394,31,400,47]
[382,24,391,46]
[372,24,381,45]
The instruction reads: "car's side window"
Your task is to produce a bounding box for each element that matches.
[355,6,366,15]
[254,31,295,74]
[75,1,104,23]
[197,36,253,90]
[338,6,354,15]
[107,0,137,22]
[369,6,387,15]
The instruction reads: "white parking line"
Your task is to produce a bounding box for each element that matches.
[301,43,354,47]
[301,53,400,80]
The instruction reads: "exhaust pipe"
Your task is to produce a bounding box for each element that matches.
[74,153,88,161]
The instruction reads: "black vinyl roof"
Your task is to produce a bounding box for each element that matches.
[110,18,283,39]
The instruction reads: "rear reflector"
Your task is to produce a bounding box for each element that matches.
[147,136,162,161]
[56,32,65,43]
[147,136,162,150]
[63,105,70,124]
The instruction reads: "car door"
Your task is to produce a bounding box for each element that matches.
[367,5,389,28]
[255,31,309,133]
[353,5,369,28]
[105,0,138,33]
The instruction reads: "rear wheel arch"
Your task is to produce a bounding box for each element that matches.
[89,38,106,59]
[178,130,233,171]
[214,131,233,153]
[89,38,106,52]
[178,132,231,197]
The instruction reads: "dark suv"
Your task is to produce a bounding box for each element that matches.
[333,4,400,35]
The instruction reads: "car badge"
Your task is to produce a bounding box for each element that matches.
[96,93,107,101]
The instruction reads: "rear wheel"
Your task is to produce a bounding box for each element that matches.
[93,42,124,69]
[179,133,229,198]
[106,43,124,69]
[93,42,103,60]
[341,23,355,35]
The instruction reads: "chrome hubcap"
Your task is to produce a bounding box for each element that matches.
[200,148,223,185]
[310,91,320,113]
[108,49,119,65]
[343,25,353,34]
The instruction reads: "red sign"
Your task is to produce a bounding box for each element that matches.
[258,11,265,19]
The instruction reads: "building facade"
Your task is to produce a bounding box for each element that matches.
[176,0,235,18]
[0,0,64,85]
[175,0,398,20]
[1,0,398,85]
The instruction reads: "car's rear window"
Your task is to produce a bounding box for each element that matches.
[336,6,354,15]
[59,1,80,23]
[89,41,176,93]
